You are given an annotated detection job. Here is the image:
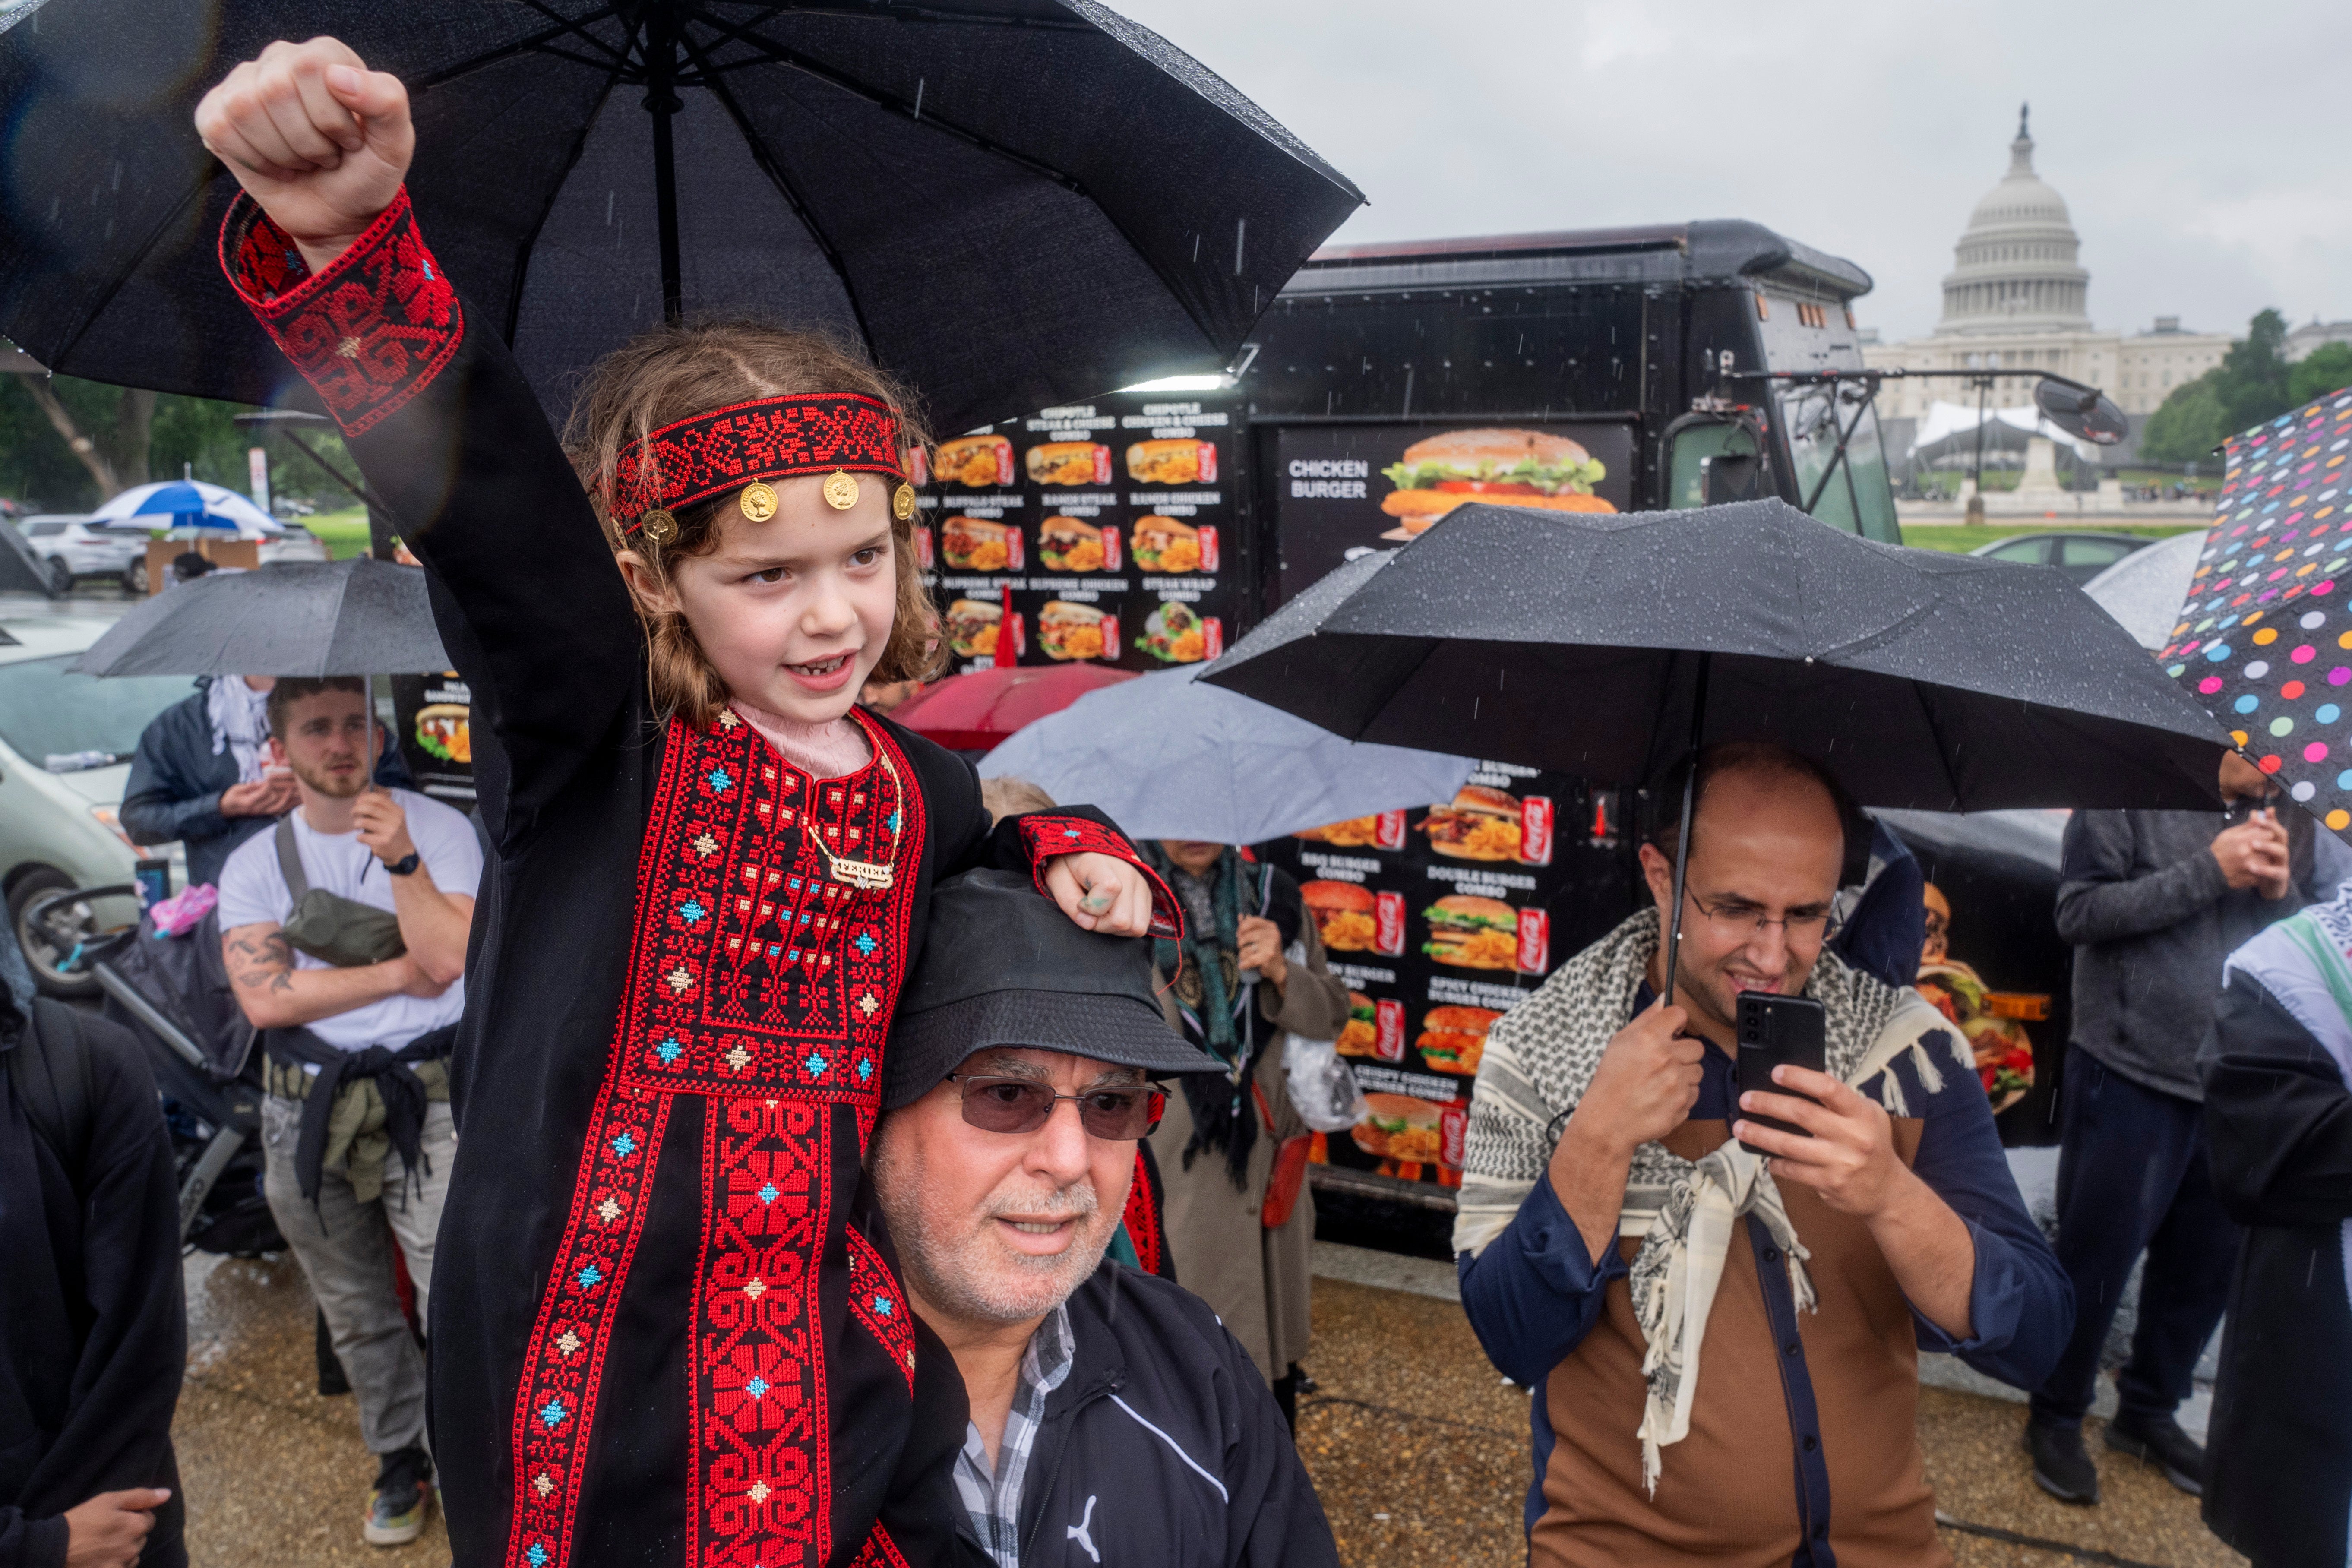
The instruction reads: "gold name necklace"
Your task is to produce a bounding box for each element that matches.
[806,722,904,892]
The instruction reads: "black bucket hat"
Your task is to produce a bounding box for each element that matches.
[884,869,1217,1110]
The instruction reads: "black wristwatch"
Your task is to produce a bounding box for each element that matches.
[384,851,421,877]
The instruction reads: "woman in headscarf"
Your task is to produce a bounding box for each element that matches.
[2200,887,2352,1566]
[1142,839,1351,1426]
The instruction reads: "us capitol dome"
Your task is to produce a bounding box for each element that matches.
[1936,107,2090,334]
[1863,106,2229,425]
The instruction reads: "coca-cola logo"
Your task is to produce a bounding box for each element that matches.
[1372,891,1406,957]
[1438,1105,1468,1169]
[1520,796,1555,866]
[1516,908,1549,975]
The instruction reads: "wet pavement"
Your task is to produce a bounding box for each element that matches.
[180,1253,449,1566]
[174,1244,2238,1567]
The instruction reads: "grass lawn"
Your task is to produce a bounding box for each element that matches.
[1899,521,2212,554]
[304,507,372,560]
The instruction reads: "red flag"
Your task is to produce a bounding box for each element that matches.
[994,582,1018,668]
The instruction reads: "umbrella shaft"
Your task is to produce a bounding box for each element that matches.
[1660,653,1712,1012]
[645,7,684,322]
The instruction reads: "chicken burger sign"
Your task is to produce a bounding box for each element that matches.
[1273,420,1636,600]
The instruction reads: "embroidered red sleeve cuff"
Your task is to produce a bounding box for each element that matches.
[219,186,463,438]
[1017,813,1181,939]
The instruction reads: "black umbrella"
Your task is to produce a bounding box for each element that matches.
[0,1,1362,435]
[1201,499,2233,998]
[71,558,449,677]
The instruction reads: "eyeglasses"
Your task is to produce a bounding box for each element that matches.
[947,1075,1168,1141]
[1685,888,1842,943]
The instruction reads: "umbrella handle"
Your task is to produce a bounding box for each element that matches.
[1659,653,1712,1009]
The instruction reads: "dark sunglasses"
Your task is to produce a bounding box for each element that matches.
[948,1074,1168,1140]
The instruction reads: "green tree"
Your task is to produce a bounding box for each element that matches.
[2135,308,2326,466]
[2216,307,2295,432]
[2291,342,2352,406]
[2138,369,2229,465]
[1,368,363,514]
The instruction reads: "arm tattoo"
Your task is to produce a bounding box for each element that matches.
[227,929,296,994]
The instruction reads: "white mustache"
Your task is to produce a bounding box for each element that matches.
[983,1180,1098,1225]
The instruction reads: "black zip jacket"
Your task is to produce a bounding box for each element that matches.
[0,1002,185,1568]
[983,1265,1336,1568]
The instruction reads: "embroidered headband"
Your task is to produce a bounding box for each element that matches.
[613,393,913,539]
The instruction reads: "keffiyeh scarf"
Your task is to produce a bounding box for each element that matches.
[1454,907,1963,1492]
[205,675,272,784]
[1139,844,1286,1189]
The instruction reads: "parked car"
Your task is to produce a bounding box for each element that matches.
[0,613,197,994]
[16,514,143,594]
[1969,530,2158,586]
[258,522,331,566]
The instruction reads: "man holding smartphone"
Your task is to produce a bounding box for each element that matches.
[2022,751,2312,1505]
[1454,741,2067,1567]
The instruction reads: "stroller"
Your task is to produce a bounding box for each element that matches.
[24,882,283,1256]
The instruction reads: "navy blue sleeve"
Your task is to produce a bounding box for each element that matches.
[1457,1171,1627,1386]
[118,703,230,850]
[1893,1046,2072,1388]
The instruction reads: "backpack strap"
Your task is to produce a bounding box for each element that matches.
[8,998,99,1187]
[274,813,311,902]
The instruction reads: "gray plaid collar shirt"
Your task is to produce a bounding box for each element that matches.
[952,1302,1076,1568]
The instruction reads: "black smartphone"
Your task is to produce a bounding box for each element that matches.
[1735,992,1827,1155]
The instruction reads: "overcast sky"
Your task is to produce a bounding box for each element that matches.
[1116,0,2352,348]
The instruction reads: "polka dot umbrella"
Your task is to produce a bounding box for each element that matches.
[2165,389,2352,834]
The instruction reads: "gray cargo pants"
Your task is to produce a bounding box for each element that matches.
[261,1094,455,1456]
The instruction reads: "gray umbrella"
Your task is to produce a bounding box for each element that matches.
[70,559,449,677]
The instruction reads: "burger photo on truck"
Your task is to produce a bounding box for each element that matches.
[1423,894,1521,970]
[1416,1005,1502,1076]
[1130,515,1205,573]
[1025,441,1110,487]
[1037,601,1111,662]
[944,598,1002,659]
[935,434,1014,488]
[1302,879,1377,952]
[1038,516,1110,572]
[1380,428,1612,538]
[1419,784,1524,862]
[941,516,1019,572]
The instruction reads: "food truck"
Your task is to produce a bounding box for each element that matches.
[926,219,2074,1253]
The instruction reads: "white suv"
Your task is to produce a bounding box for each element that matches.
[17,515,142,594]
[0,610,198,994]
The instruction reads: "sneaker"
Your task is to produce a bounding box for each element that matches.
[364,1445,433,1547]
[2023,1418,2100,1505]
[2105,1410,2204,1496]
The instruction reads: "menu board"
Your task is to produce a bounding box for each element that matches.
[1256,764,1635,1194]
[1271,420,1638,602]
[920,390,1244,673]
[388,671,476,805]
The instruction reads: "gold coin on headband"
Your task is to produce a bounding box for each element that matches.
[891,483,917,522]
[822,471,860,511]
[739,481,779,522]
[640,509,678,544]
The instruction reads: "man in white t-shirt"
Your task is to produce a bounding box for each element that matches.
[218,676,480,1548]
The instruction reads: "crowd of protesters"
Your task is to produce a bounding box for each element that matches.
[6,30,2351,1568]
